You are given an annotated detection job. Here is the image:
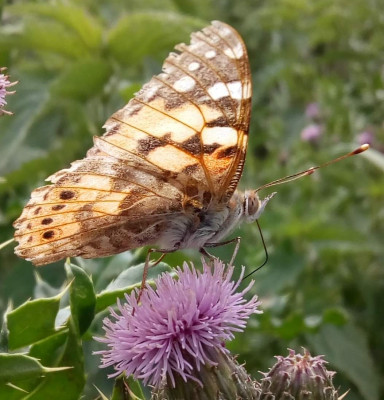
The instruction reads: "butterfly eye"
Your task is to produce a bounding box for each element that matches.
[244,190,260,219]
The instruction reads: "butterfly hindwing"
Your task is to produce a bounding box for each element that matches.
[14,157,183,264]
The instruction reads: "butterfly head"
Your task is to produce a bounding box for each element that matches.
[243,190,277,223]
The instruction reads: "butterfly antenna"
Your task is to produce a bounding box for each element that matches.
[242,220,269,280]
[255,144,369,192]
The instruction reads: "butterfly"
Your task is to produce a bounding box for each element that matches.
[13,21,368,266]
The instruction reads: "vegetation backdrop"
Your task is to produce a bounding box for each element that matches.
[0,1,383,399]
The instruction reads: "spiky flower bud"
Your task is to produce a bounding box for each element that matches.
[258,349,347,400]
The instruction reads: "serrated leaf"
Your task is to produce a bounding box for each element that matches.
[308,324,380,400]
[51,59,111,101]
[0,354,69,383]
[65,262,96,336]
[95,262,174,313]
[7,292,64,350]
[107,12,205,66]
[24,320,85,400]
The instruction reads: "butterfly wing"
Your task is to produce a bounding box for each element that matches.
[13,157,185,265]
[14,21,252,265]
[98,20,251,202]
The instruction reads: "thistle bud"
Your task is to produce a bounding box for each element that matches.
[258,349,347,400]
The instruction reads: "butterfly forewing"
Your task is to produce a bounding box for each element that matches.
[13,21,252,265]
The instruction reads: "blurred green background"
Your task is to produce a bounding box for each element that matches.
[0,0,383,399]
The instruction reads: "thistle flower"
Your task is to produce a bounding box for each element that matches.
[357,130,374,146]
[0,67,17,116]
[300,123,323,143]
[95,259,262,390]
[258,348,348,400]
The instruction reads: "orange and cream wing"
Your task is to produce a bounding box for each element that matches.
[13,21,252,265]
[13,158,184,265]
[94,20,251,202]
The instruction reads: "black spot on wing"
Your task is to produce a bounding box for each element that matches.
[137,137,164,156]
[181,134,201,156]
[217,146,237,159]
[60,190,75,200]
[203,143,221,154]
[42,230,55,239]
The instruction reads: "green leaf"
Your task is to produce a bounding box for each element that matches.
[8,3,102,51]
[0,382,29,400]
[0,94,92,194]
[7,292,64,350]
[94,251,140,292]
[51,59,111,101]
[251,244,305,296]
[0,354,69,382]
[65,262,96,336]
[0,76,50,175]
[107,12,205,67]
[0,20,89,59]
[308,324,380,400]
[111,375,145,400]
[322,308,348,326]
[274,312,307,340]
[2,4,102,59]
[95,262,174,313]
[0,306,9,353]
[25,320,85,399]
[29,331,68,367]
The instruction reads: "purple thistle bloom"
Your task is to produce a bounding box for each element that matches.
[95,259,261,387]
[357,130,374,146]
[0,67,17,116]
[300,123,323,143]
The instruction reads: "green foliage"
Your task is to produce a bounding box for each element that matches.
[1,257,170,399]
[0,0,383,399]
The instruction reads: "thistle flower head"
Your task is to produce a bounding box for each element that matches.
[95,259,261,387]
[357,130,374,146]
[259,348,346,400]
[0,67,17,115]
[300,123,323,143]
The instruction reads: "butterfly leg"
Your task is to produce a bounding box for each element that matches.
[202,236,241,266]
[136,247,176,307]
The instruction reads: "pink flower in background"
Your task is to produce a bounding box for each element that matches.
[0,67,17,116]
[357,130,374,146]
[300,123,323,143]
[95,259,261,387]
